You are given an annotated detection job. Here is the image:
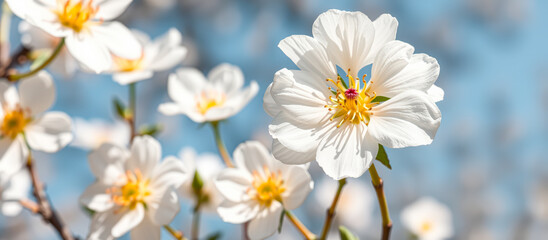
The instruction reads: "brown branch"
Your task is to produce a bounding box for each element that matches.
[319,178,347,240]
[0,45,31,78]
[369,164,392,240]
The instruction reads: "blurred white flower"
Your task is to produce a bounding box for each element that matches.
[6,0,141,73]
[159,63,258,123]
[315,179,373,232]
[401,197,453,240]
[0,71,72,177]
[214,141,313,240]
[265,9,442,180]
[18,21,78,77]
[71,118,129,150]
[0,169,31,216]
[178,148,224,212]
[144,0,177,10]
[80,136,187,240]
[109,28,187,85]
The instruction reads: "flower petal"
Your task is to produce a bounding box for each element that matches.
[316,124,378,180]
[369,14,399,62]
[271,139,314,165]
[207,63,244,94]
[65,33,112,73]
[19,71,55,115]
[112,71,154,85]
[1,169,30,216]
[127,135,161,178]
[147,188,180,225]
[428,84,444,102]
[0,137,27,177]
[80,181,114,212]
[263,83,281,117]
[0,81,19,110]
[129,216,161,240]
[278,35,336,80]
[147,28,187,71]
[368,90,441,148]
[217,200,259,224]
[111,204,145,237]
[168,68,206,103]
[220,81,259,118]
[247,202,283,240]
[150,156,187,190]
[233,141,273,175]
[281,166,313,210]
[88,143,128,185]
[157,102,184,116]
[25,112,72,153]
[95,0,133,21]
[214,168,252,202]
[89,22,142,60]
[87,209,119,240]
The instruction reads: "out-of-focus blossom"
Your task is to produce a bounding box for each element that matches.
[0,169,30,216]
[6,0,141,73]
[71,118,129,150]
[314,179,373,233]
[265,9,442,180]
[401,197,453,240]
[18,22,78,77]
[178,148,224,212]
[214,141,313,240]
[144,0,177,10]
[0,71,72,176]
[109,28,187,85]
[80,136,187,240]
[159,63,258,123]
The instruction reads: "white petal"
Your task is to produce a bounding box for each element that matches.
[0,81,19,109]
[87,210,119,240]
[278,35,336,80]
[79,182,114,212]
[168,68,206,103]
[0,137,27,177]
[1,202,23,217]
[158,102,184,116]
[263,83,281,117]
[370,41,440,98]
[25,112,73,153]
[127,136,161,178]
[214,168,252,202]
[150,156,187,190]
[368,14,399,63]
[147,29,186,71]
[312,9,375,73]
[89,22,142,60]
[427,84,444,102]
[217,200,259,224]
[368,91,441,148]
[281,166,313,210]
[130,216,161,240]
[5,0,55,30]
[247,202,283,240]
[1,169,30,216]
[113,71,153,85]
[95,0,133,20]
[316,124,377,180]
[207,63,244,94]
[270,69,330,124]
[88,143,128,185]
[147,189,180,225]
[219,81,259,119]
[111,204,145,237]
[65,34,112,73]
[19,71,55,115]
[147,47,186,71]
[233,141,273,175]
[271,139,314,165]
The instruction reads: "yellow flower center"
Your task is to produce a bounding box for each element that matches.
[113,54,144,72]
[56,0,99,32]
[249,166,286,207]
[1,107,31,139]
[107,169,151,210]
[324,71,380,128]
[196,90,226,115]
[420,221,433,233]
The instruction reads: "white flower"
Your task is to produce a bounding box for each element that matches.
[401,197,453,240]
[80,136,187,240]
[19,21,78,77]
[0,71,72,176]
[214,141,313,240]
[159,63,258,123]
[265,9,442,180]
[0,169,31,217]
[178,148,224,212]
[71,118,129,150]
[109,28,187,85]
[315,179,373,232]
[6,0,141,73]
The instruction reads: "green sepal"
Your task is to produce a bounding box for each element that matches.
[192,170,204,196]
[371,96,390,103]
[205,232,222,240]
[339,226,359,240]
[375,144,391,170]
[138,124,163,137]
[278,209,286,233]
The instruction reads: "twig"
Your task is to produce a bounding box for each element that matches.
[7,38,65,81]
[164,225,186,240]
[285,210,316,240]
[319,178,347,240]
[369,164,392,240]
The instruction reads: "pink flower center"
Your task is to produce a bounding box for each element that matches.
[344,88,359,100]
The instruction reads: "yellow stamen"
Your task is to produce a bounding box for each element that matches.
[56,0,100,32]
[248,166,286,207]
[113,53,144,72]
[196,90,226,115]
[107,169,151,211]
[420,221,432,233]
[1,107,31,139]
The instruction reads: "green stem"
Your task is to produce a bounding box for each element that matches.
[210,121,234,168]
[128,83,136,142]
[191,204,201,240]
[164,225,185,240]
[369,164,392,240]
[8,38,64,81]
[320,178,347,240]
[285,210,316,240]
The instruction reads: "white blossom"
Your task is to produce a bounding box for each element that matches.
[401,197,453,240]
[0,169,31,217]
[71,118,129,150]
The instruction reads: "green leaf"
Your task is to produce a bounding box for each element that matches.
[205,232,222,240]
[138,124,163,136]
[113,98,126,119]
[339,226,359,240]
[371,96,390,103]
[375,144,391,170]
[278,209,286,233]
[192,170,204,195]
[337,73,349,89]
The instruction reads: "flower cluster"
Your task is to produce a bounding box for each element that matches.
[0,3,453,240]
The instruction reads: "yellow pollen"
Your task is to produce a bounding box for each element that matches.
[324,69,380,128]
[248,166,286,207]
[113,54,144,72]
[196,90,226,115]
[56,0,100,32]
[1,107,31,139]
[420,221,433,233]
[107,169,151,210]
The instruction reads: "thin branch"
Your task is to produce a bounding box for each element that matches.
[320,178,347,240]
[7,38,65,81]
[210,121,234,168]
[285,210,316,240]
[164,225,186,240]
[369,164,392,240]
[128,83,137,142]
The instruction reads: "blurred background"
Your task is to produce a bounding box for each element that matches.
[1,0,548,239]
